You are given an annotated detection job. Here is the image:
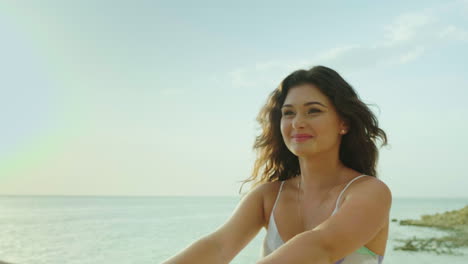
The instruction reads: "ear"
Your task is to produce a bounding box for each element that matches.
[339,119,350,134]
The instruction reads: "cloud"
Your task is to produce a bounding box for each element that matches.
[228,59,305,89]
[397,46,426,64]
[438,25,468,41]
[228,2,467,87]
[313,46,358,61]
[382,13,436,46]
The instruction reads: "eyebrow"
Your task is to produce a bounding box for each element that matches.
[281,101,327,109]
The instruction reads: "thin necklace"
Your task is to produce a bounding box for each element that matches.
[297,177,304,231]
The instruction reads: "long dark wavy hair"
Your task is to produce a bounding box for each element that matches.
[238,65,388,194]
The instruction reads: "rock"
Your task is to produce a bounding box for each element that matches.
[395,205,468,255]
[399,205,468,229]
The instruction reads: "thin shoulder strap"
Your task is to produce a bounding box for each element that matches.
[332,174,368,213]
[271,181,285,213]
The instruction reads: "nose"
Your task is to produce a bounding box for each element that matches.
[292,114,306,129]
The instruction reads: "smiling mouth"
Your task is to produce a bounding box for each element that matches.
[293,136,313,142]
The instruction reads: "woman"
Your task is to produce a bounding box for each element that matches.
[163,65,391,264]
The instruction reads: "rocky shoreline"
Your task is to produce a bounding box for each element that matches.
[393,205,468,255]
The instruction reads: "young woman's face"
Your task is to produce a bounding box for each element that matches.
[280,83,347,157]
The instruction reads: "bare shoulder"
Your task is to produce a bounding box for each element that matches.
[251,180,283,205]
[344,175,392,209]
[208,180,276,261]
[237,181,279,220]
[250,180,283,228]
[243,180,280,199]
[260,180,283,196]
[349,176,391,195]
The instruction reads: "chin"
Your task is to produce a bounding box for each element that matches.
[291,149,317,157]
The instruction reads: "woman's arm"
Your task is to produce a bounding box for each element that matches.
[162,182,267,263]
[256,230,331,264]
[161,234,227,264]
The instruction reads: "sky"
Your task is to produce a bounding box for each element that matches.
[0,0,467,197]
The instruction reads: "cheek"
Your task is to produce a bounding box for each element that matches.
[280,119,290,138]
[313,117,334,132]
[280,121,286,134]
[313,122,327,133]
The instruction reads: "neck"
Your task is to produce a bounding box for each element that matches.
[294,151,349,196]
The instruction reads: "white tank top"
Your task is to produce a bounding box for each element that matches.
[261,174,384,264]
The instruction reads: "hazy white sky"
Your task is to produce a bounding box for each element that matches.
[1,1,467,197]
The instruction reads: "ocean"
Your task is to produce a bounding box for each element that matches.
[0,196,467,264]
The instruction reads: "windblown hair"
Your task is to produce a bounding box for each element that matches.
[238,65,388,194]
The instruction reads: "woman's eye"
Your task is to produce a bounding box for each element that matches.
[282,109,320,116]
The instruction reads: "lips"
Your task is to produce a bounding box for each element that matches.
[293,136,312,142]
[292,134,313,142]
[292,134,313,138]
